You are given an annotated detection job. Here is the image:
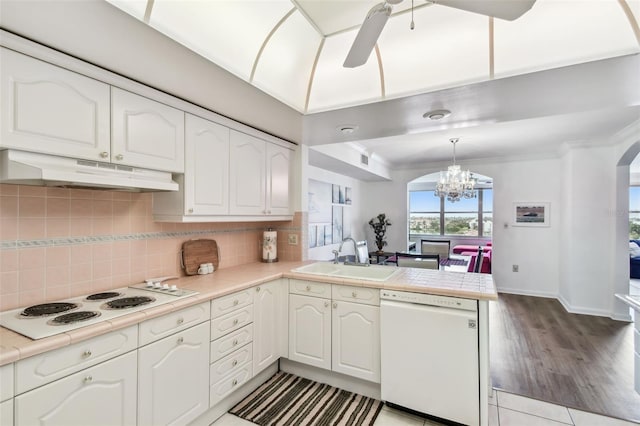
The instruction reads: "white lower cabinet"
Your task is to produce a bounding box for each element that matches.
[288,283,381,383]
[253,279,288,376]
[209,288,255,407]
[332,301,380,383]
[138,321,210,425]
[0,399,12,426]
[288,293,332,370]
[14,350,137,426]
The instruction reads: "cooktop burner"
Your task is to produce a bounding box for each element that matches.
[0,283,198,340]
[86,292,121,301]
[48,311,101,325]
[21,302,78,317]
[103,296,155,310]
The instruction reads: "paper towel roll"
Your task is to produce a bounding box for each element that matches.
[262,229,278,263]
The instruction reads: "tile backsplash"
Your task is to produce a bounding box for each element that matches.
[0,184,304,310]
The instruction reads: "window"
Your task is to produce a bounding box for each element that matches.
[409,189,492,237]
[630,186,640,239]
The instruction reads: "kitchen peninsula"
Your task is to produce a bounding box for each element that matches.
[0,261,496,426]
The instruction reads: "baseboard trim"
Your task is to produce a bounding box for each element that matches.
[498,288,630,321]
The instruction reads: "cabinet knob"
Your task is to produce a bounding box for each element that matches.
[177,318,184,325]
[83,375,93,384]
[256,287,261,292]
[233,300,239,306]
[233,339,239,346]
[82,350,92,358]
[232,379,238,386]
[305,285,311,291]
[177,337,184,344]
[99,151,109,159]
[352,292,357,298]
[333,302,337,309]
[188,208,194,214]
[233,319,239,325]
[324,301,329,308]
[267,210,271,214]
[115,154,124,161]
[232,359,238,367]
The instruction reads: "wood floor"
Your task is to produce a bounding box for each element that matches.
[489,293,640,423]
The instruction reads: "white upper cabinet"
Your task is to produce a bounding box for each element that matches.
[185,114,230,215]
[229,130,266,215]
[0,47,111,160]
[111,87,185,173]
[266,143,291,216]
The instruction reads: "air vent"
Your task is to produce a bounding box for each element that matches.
[360,154,369,166]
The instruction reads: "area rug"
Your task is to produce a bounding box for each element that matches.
[229,371,383,426]
[440,258,467,266]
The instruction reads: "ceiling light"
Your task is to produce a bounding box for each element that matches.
[423,109,451,120]
[337,125,359,135]
[435,138,476,203]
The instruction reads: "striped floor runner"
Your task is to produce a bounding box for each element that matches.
[229,372,384,426]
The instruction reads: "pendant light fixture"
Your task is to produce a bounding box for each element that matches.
[435,138,476,202]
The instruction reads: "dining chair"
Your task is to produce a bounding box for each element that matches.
[420,240,451,260]
[473,246,484,273]
[395,252,440,269]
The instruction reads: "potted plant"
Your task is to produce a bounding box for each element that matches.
[369,213,392,253]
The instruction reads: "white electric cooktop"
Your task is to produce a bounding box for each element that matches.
[0,280,198,340]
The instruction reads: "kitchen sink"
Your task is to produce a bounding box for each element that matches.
[292,262,399,282]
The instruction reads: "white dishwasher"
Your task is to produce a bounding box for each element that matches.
[380,289,480,426]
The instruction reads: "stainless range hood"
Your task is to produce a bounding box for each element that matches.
[0,150,179,191]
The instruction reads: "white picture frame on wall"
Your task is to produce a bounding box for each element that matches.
[513,202,550,227]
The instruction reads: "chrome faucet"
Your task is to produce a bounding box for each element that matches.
[332,237,368,266]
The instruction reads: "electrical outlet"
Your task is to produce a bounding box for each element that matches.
[512,264,519,272]
[288,234,298,245]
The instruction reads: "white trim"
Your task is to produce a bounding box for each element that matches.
[496,287,557,299]
[557,293,621,320]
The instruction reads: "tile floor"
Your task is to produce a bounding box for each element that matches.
[211,389,639,426]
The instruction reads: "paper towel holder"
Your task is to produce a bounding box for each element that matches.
[262,228,278,263]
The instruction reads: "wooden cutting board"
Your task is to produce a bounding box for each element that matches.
[181,239,219,275]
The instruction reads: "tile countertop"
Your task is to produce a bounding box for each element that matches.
[0,261,497,366]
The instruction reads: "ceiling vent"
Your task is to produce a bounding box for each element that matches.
[360,154,369,166]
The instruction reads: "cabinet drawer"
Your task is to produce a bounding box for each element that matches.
[332,285,380,306]
[16,325,137,394]
[15,351,137,426]
[289,279,331,298]
[139,302,210,346]
[211,290,253,318]
[211,305,253,340]
[209,362,252,407]
[211,324,253,363]
[0,363,13,401]
[210,343,253,385]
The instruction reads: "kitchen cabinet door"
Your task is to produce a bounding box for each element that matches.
[137,322,209,426]
[111,87,185,173]
[14,351,137,426]
[0,399,12,426]
[229,130,266,215]
[332,301,380,383]
[253,280,288,375]
[288,294,331,370]
[266,143,291,216]
[185,114,230,215]
[0,47,110,160]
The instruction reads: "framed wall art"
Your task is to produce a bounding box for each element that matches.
[513,202,550,227]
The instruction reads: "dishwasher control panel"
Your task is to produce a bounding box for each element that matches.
[380,289,477,311]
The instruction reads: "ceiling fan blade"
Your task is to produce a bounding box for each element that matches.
[432,0,536,21]
[343,2,393,68]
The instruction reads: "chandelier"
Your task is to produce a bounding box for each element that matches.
[435,138,476,203]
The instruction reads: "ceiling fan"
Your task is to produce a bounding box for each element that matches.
[343,0,537,68]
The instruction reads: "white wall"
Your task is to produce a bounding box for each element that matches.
[0,0,302,144]
[306,166,366,261]
[362,156,563,297]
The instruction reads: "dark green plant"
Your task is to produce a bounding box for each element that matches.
[369,213,392,252]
